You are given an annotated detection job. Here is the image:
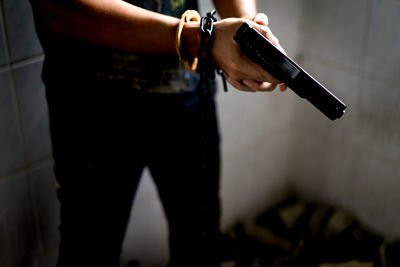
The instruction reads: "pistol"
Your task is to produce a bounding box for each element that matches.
[234,22,346,120]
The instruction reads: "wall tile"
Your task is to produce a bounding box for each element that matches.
[121,185,169,267]
[131,168,157,203]
[300,58,359,107]
[298,0,369,70]
[282,59,384,226]
[218,90,272,156]
[287,57,360,139]
[13,61,51,163]
[198,0,213,15]
[257,0,303,56]
[365,0,400,83]
[3,0,42,61]
[220,130,292,230]
[201,0,302,56]
[30,162,59,257]
[286,29,400,239]
[358,77,400,161]
[0,71,24,176]
[287,130,358,207]
[0,5,9,66]
[217,86,297,158]
[349,149,400,239]
[285,58,361,202]
[0,174,40,267]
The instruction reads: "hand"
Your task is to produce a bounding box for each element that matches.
[251,13,288,92]
[252,13,286,55]
[211,16,287,92]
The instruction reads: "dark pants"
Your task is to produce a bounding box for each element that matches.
[45,79,221,267]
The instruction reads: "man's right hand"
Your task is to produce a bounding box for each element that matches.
[211,18,287,92]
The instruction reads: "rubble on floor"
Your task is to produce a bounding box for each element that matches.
[219,198,400,267]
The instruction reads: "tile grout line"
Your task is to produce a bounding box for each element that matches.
[0,2,46,266]
[356,0,373,102]
[0,64,10,73]
[0,154,54,182]
[0,168,26,186]
[0,2,10,65]
[0,54,45,73]
[359,0,373,75]
[11,54,44,69]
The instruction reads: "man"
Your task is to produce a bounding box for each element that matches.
[29,0,286,266]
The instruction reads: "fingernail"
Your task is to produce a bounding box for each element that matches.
[242,80,254,88]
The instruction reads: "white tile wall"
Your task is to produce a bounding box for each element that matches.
[0,4,8,66]
[358,78,400,160]
[290,57,361,136]
[257,0,303,56]
[298,0,370,70]
[121,173,169,267]
[217,87,293,157]
[29,162,59,262]
[3,0,43,61]
[365,0,400,84]
[0,71,25,176]
[0,174,40,267]
[286,0,400,240]
[350,153,400,239]
[0,2,52,267]
[13,61,51,163]
[220,128,293,230]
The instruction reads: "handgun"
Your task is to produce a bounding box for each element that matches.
[234,22,346,120]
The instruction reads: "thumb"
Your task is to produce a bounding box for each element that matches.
[251,23,287,55]
[253,13,269,26]
[252,23,279,46]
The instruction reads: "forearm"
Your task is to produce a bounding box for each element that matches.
[212,0,257,18]
[30,0,283,92]
[30,0,179,54]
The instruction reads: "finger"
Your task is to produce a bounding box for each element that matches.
[249,22,287,57]
[244,58,281,84]
[222,51,280,86]
[230,45,281,84]
[280,83,288,91]
[264,28,287,55]
[225,76,256,92]
[265,27,280,47]
[252,24,287,56]
[275,42,287,55]
[243,80,278,91]
[252,24,278,46]
[253,13,269,26]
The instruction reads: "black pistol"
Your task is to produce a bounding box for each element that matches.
[234,22,346,120]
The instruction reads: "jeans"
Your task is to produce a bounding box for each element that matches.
[45,78,221,267]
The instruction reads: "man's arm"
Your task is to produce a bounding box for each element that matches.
[30,0,283,91]
[212,0,256,19]
[29,0,181,54]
